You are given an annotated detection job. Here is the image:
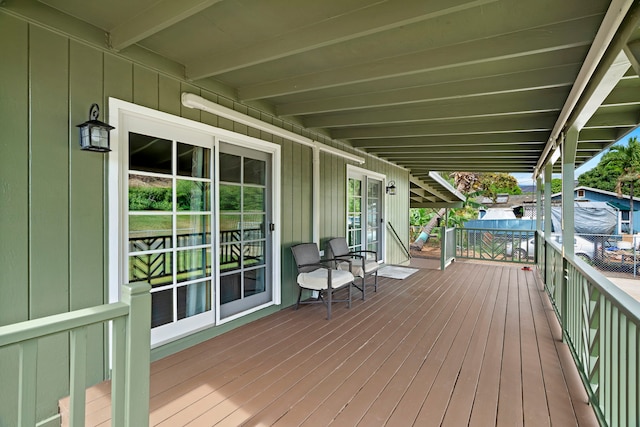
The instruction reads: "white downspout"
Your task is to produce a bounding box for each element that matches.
[313,146,321,245]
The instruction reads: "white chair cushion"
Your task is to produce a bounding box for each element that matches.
[297,268,354,290]
[337,259,379,278]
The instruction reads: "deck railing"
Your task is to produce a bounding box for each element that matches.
[0,282,151,427]
[539,231,640,426]
[454,227,535,264]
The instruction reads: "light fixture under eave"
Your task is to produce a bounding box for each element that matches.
[77,103,114,152]
[386,180,397,195]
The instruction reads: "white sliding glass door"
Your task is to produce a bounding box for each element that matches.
[109,99,281,347]
[347,166,384,259]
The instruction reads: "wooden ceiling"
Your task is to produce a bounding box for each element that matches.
[9,0,640,183]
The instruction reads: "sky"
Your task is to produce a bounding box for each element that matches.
[512,127,640,187]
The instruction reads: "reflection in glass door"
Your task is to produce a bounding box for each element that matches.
[127,131,214,337]
[347,178,363,252]
[219,143,272,319]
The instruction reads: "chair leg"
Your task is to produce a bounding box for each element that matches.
[348,282,352,309]
[327,287,332,320]
[374,271,378,292]
[295,287,303,310]
[361,276,366,300]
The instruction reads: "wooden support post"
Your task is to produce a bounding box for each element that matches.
[121,282,151,427]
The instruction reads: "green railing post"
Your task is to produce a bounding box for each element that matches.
[440,226,446,271]
[120,282,151,427]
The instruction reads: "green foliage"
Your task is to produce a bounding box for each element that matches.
[478,172,521,202]
[129,186,173,211]
[129,180,209,211]
[409,172,521,231]
[551,178,562,193]
[578,137,640,196]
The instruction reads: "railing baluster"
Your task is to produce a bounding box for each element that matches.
[70,327,88,427]
[18,340,37,427]
[111,316,126,427]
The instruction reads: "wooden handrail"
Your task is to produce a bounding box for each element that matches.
[0,282,151,427]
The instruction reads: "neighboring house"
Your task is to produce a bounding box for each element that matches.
[551,186,640,234]
[477,194,538,220]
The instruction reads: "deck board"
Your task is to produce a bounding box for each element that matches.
[62,260,599,426]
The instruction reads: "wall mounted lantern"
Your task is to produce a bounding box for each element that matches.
[386,180,397,195]
[77,103,114,152]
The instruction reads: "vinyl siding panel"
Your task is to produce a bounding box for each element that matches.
[29,25,71,423]
[0,10,29,326]
[68,40,108,383]
[0,11,409,425]
[0,13,29,427]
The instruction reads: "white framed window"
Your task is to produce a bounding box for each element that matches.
[108,99,281,347]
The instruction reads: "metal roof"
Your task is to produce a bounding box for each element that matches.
[7,0,640,204]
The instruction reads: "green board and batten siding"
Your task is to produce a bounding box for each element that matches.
[0,12,409,426]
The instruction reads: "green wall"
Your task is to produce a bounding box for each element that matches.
[0,11,409,426]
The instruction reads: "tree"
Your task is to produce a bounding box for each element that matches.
[578,150,624,193]
[411,172,523,248]
[551,178,563,193]
[601,137,640,233]
[410,172,481,249]
[478,172,522,202]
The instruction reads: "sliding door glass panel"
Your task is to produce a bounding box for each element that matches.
[218,143,272,319]
[347,178,363,252]
[367,179,382,255]
[127,131,214,334]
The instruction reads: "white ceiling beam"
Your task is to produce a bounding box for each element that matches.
[186,0,497,80]
[368,145,544,154]
[570,50,631,130]
[238,16,601,100]
[303,89,567,128]
[534,0,638,177]
[350,132,548,148]
[624,39,640,75]
[280,65,577,116]
[109,0,224,51]
[332,113,557,139]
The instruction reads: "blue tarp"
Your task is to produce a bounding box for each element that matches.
[464,219,536,230]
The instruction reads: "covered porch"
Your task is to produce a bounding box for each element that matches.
[62,258,597,426]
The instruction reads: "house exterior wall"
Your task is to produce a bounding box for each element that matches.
[0,12,409,425]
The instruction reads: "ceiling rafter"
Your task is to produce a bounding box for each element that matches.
[280,64,578,117]
[186,0,496,80]
[349,133,549,148]
[109,0,223,51]
[239,15,602,101]
[332,113,557,140]
[303,89,567,128]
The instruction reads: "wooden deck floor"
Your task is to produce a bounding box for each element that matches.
[62,259,599,426]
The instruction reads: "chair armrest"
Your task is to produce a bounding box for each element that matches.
[297,262,329,270]
[299,258,353,269]
[349,250,378,261]
[323,257,353,268]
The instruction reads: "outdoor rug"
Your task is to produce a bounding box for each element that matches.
[377,265,419,280]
